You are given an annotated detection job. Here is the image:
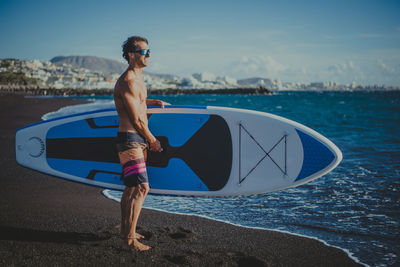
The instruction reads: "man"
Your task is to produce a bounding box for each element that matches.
[114,36,167,251]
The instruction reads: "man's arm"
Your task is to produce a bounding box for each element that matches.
[121,79,161,151]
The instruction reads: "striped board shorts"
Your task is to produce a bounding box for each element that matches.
[116,132,149,187]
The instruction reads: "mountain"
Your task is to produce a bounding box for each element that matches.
[50,56,127,74]
[48,56,276,86]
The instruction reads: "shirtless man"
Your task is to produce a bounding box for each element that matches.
[114,36,168,251]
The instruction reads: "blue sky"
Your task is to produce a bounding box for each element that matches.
[1,0,399,85]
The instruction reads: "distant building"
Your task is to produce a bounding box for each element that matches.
[1,59,397,91]
[193,72,217,82]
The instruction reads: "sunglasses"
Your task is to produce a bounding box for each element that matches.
[132,49,150,56]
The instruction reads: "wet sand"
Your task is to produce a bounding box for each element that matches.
[0,93,361,266]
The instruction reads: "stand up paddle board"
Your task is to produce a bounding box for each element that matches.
[15,105,342,197]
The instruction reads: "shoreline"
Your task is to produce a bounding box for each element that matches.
[2,86,400,98]
[0,93,361,266]
[102,190,364,266]
[103,189,365,265]
[0,86,273,96]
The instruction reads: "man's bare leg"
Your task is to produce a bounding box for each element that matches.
[120,187,130,240]
[121,186,149,250]
[120,145,148,240]
[121,188,145,240]
[132,147,147,241]
[126,183,150,251]
[121,186,135,250]
[120,146,150,250]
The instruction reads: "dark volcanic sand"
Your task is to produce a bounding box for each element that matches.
[0,93,361,266]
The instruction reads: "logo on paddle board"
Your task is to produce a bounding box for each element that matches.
[28,137,45,158]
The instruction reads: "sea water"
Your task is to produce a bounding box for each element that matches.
[43,91,400,266]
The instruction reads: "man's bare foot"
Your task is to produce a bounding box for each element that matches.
[132,239,151,251]
[122,238,151,251]
[121,233,145,240]
[135,233,145,239]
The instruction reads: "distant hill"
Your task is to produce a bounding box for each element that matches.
[49,56,268,84]
[50,56,127,74]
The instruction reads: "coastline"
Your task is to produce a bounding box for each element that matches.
[0,86,273,96]
[0,93,361,266]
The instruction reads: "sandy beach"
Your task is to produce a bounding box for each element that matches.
[0,93,361,266]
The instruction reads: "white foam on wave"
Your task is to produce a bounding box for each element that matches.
[102,189,122,202]
[102,189,367,266]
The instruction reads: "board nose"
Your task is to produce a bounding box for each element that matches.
[294,129,342,182]
[15,128,46,167]
[15,129,27,165]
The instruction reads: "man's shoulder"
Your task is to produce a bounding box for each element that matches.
[123,70,139,83]
[117,73,146,97]
[116,71,138,90]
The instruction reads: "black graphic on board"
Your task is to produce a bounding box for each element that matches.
[46,115,232,191]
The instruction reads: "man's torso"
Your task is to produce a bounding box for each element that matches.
[114,70,148,133]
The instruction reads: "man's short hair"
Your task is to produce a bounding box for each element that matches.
[122,36,149,63]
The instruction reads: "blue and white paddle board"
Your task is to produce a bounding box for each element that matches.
[15,105,342,197]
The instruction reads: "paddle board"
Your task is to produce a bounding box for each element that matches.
[15,105,342,197]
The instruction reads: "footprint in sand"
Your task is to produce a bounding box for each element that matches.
[164,254,188,264]
[168,227,193,240]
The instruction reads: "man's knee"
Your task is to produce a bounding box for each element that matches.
[122,187,135,199]
[138,183,150,196]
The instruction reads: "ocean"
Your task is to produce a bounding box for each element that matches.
[43,91,400,266]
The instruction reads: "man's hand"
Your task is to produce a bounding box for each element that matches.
[148,99,171,109]
[158,100,171,109]
[149,138,162,152]
[161,101,171,108]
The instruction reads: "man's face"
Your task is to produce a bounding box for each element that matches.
[130,41,150,68]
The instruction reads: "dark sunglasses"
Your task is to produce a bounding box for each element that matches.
[132,49,150,56]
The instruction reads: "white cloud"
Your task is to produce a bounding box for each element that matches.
[318,61,366,84]
[230,56,287,78]
[326,61,362,75]
[376,59,396,73]
[228,58,400,86]
[319,60,400,85]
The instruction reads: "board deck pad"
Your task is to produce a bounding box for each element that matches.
[15,105,342,197]
[45,113,232,192]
